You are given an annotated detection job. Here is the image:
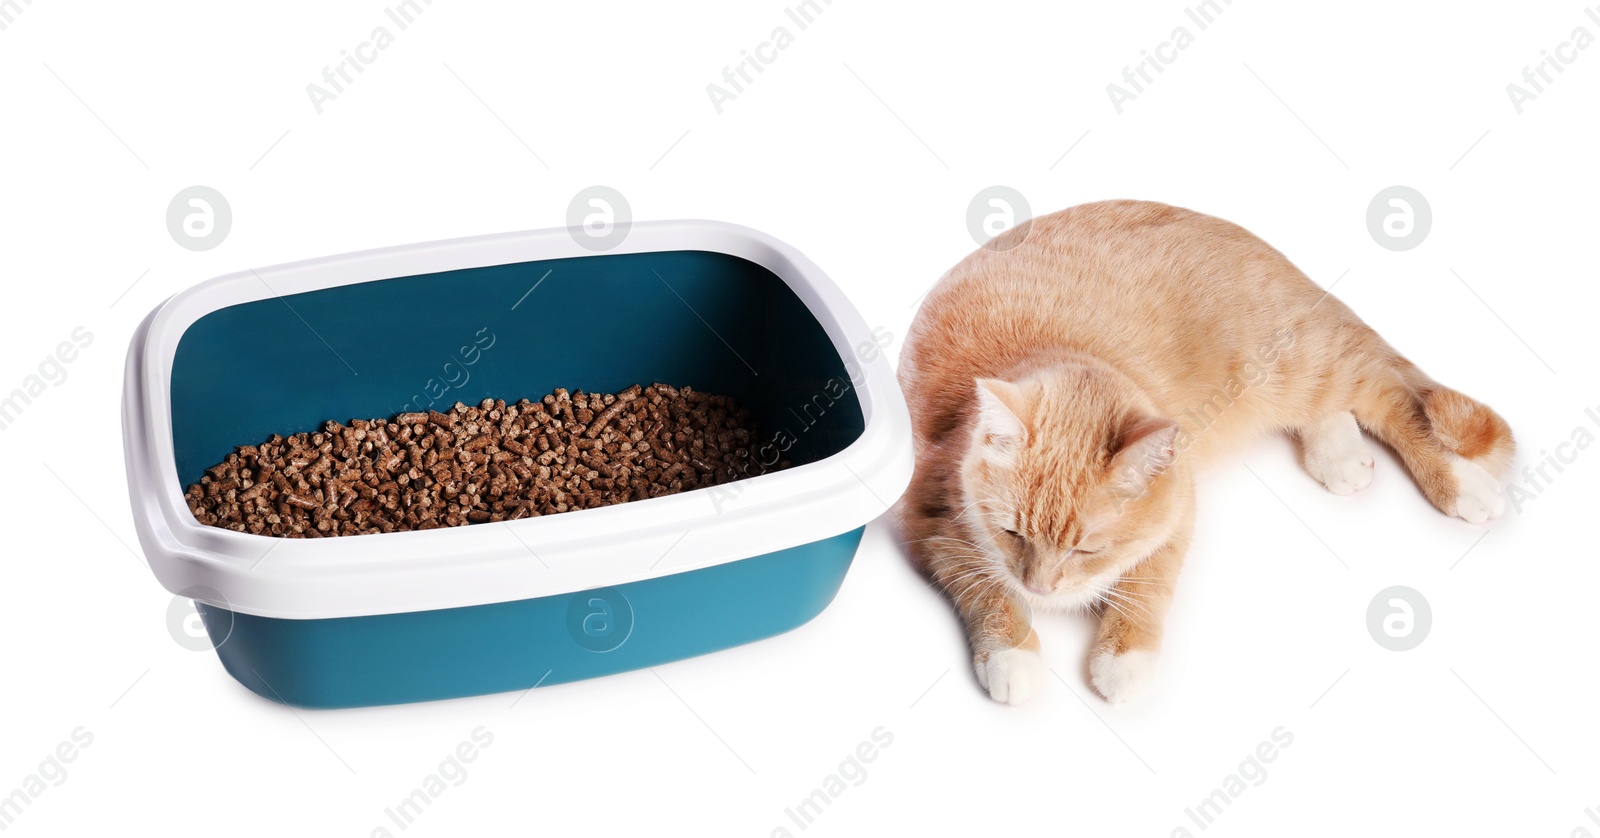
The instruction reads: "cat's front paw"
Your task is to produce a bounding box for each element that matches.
[975,646,1045,705]
[1304,438,1375,495]
[1089,648,1158,704]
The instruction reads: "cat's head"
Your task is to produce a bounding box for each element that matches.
[958,365,1183,605]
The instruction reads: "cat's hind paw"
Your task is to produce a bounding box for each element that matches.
[975,646,1045,706]
[1089,648,1158,704]
[1448,457,1506,524]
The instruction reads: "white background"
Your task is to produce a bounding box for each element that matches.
[2,1,1597,835]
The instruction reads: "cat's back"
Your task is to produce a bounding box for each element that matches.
[900,200,1323,439]
[916,199,1270,322]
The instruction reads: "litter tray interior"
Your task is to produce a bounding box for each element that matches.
[169,249,865,495]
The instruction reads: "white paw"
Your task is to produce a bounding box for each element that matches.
[975,646,1046,705]
[1089,649,1158,704]
[1304,433,1375,496]
[1449,457,1505,524]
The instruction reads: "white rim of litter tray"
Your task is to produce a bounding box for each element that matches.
[122,220,914,620]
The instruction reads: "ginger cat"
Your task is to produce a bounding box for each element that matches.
[896,200,1513,705]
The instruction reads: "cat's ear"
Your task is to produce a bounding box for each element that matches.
[974,378,1028,450]
[1107,415,1179,497]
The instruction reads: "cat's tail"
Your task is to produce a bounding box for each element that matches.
[1350,354,1514,523]
[1393,362,1516,479]
[1419,383,1515,478]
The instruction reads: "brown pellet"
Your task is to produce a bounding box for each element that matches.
[184,384,790,538]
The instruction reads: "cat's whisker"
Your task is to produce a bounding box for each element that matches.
[949,574,999,599]
[1099,597,1138,625]
[1100,589,1152,619]
[1108,596,1161,610]
[956,495,1015,513]
[910,533,980,544]
[1103,583,1168,601]
[944,570,998,590]
[951,497,1016,524]
[1110,576,1167,587]
[917,535,993,553]
[1102,583,1162,599]
[1100,584,1158,605]
[1098,588,1156,621]
[936,557,997,579]
[947,570,998,585]
[941,555,997,569]
[954,573,1011,605]
[915,526,1011,550]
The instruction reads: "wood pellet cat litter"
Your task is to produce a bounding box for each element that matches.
[185,384,789,537]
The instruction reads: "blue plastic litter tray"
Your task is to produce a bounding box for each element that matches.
[122,221,912,708]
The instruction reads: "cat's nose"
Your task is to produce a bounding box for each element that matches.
[1024,581,1052,595]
